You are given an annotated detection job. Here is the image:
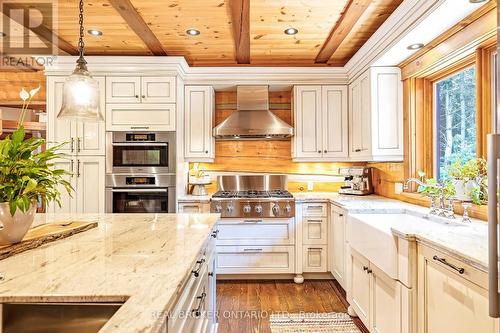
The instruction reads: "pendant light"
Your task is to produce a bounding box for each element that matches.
[57,0,102,121]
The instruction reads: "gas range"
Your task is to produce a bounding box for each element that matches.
[210,175,295,218]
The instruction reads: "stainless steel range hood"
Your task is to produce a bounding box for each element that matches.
[213,85,294,140]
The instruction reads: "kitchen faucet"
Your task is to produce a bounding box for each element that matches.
[404,178,455,219]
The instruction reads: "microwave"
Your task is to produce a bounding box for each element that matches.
[106,131,176,174]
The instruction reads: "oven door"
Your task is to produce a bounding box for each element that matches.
[106,188,175,213]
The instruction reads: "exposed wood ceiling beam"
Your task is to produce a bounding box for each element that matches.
[1,11,77,55]
[109,0,167,56]
[315,0,371,64]
[229,0,250,64]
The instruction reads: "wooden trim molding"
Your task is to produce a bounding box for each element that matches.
[109,0,167,56]
[229,0,250,64]
[315,0,371,64]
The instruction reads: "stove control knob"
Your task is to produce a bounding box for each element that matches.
[243,204,251,214]
[215,204,222,213]
[284,204,292,213]
[226,204,234,213]
[272,204,280,216]
[255,204,263,214]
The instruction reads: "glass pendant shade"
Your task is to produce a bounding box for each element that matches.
[57,66,103,121]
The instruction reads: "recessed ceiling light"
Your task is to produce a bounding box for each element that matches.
[88,29,103,37]
[284,28,298,35]
[469,0,487,3]
[186,29,200,36]
[407,43,424,50]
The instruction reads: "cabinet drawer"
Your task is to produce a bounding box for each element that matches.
[302,245,328,272]
[302,217,327,245]
[419,244,487,290]
[106,103,176,131]
[216,218,294,246]
[178,203,209,213]
[216,245,295,274]
[302,203,328,217]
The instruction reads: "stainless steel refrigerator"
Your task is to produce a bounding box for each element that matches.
[488,3,500,318]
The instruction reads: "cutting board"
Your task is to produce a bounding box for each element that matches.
[0,221,98,260]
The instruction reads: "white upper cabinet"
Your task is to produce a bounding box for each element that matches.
[106,103,176,131]
[47,76,106,156]
[293,85,348,161]
[106,76,176,104]
[349,67,403,161]
[184,86,215,162]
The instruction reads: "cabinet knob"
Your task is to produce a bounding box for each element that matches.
[205,150,209,154]
[142,95,146,98]
[318,150,321,154]
[355,149,361,152]
[363,266,368,271]
[324,150,327,153]
[135,95,139,98]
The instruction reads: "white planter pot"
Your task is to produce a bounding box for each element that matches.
[452,179,476,201]
[0,202,37,245]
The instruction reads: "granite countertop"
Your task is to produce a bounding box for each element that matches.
[0,213,220,333]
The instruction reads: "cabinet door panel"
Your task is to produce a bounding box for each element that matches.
[76,156,105,214]
[47,77,77,154]
[418,249,500,333]
[293,86,322,159]
[372,268,401,333]
[106,103,176,131]
[184,86,214,160]
[350,251,371,327]
[141,77,176,103]
[47,158,76,214]
[322,86,348,158]
[77,77,106,156]
[360,74,371,154]
[106,77,141,103]
[331,209,346,288]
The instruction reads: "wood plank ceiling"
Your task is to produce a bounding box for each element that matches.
[1,0,403,66]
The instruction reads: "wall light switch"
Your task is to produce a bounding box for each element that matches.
[307,182,314,191]
[394,182,403,194]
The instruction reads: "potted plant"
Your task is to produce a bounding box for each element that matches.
[0,87,72,245]
[447,158,487,204]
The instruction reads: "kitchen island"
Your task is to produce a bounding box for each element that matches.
[0,213,220,333]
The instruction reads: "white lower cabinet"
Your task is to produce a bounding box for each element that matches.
[302,217,328,244]
[178,202,210,213]
[48,157,105,214]
[168,230,217,333]
[217,218,294,246]
[418,244,500,333]
[331,206,347,289]
[349,249,410,333]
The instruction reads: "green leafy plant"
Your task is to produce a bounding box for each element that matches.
[415,176,455,199]
[0,87,73,216]
[446,158,487,205]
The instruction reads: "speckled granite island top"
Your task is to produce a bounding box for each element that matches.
[0,213,220,333]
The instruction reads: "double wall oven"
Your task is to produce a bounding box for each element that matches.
[105,132,176,213]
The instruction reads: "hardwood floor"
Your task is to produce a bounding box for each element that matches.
[216,280,369,333]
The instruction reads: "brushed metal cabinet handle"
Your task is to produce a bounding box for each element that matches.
[432,255,464,274]
[76,159,81,178]
[70,138,74,153]
[77,137,81,153]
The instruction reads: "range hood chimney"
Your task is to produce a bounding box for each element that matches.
[213,85,294,140]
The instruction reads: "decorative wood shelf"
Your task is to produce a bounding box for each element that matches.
[2,120,46,131]
[0,101,46,111]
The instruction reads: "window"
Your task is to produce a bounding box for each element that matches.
[434,66,477,180]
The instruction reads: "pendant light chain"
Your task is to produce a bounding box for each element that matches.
[78,0,85,58]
